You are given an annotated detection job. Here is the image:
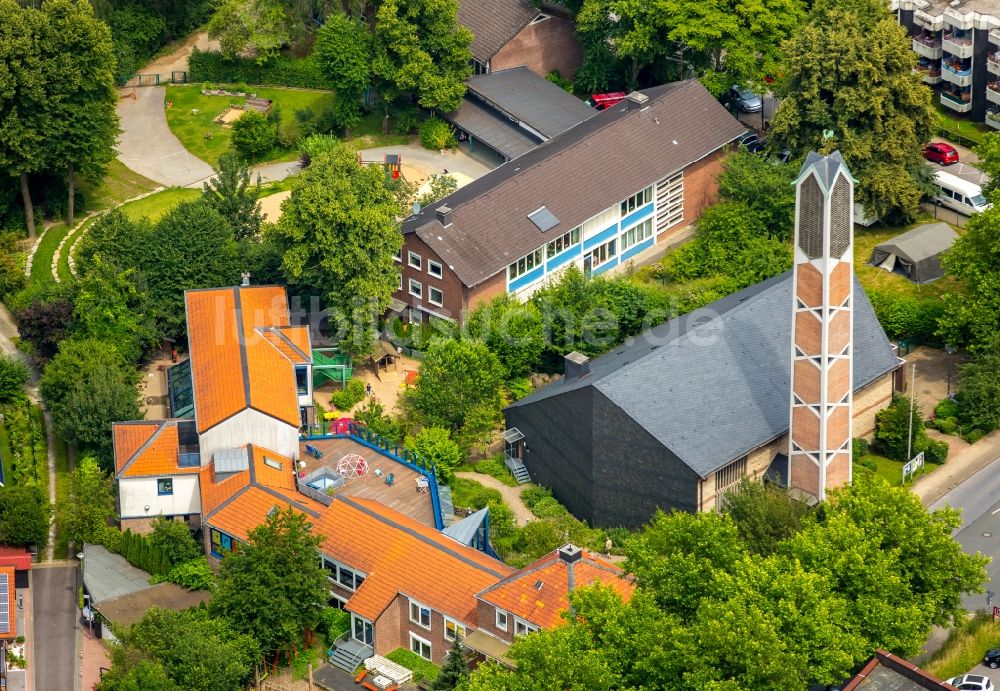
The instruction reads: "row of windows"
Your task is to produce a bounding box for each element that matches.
[322,557,367,591]
[495,607,538,637]
[406,278,443,306]
[397,250,443,278]
[588,238,616,269]
[546,227,580,258]
[508,248,543,281]
[621,218,652,251]
[620,185,653,216]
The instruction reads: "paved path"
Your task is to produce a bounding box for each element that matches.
[357,144,491,184]
[31,565,77,691]
[455,472,533,526]
[116,86,215,187]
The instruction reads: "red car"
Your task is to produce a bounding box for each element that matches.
[923,142,960,165]
[586,92,627,110]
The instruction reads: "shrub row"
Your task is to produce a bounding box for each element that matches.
[866,289,944,345]
[189,49,329,90]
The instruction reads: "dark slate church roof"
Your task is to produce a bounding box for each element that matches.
[508,270,901,479]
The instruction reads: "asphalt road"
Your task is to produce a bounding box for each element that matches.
[32,566,78,691]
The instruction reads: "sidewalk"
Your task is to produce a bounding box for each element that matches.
[80,624,110,691]
[911,429,1000,506]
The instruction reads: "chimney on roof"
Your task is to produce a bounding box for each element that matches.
[241,272,251,287]
[559,544,583,616]
[625,92,649,111]
[564,351,590,380]
[436,205,453,227]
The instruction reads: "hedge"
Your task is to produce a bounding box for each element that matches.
[189,49,329,90]
[865,288,944,345]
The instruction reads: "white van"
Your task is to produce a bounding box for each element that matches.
[933,170,991,215]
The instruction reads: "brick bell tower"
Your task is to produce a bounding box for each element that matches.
[788,151,856,501]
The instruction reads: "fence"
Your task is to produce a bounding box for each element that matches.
[937,125,980,150]
[118,71,188,88]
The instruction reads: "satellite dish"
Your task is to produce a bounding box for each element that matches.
[412,202,421,216]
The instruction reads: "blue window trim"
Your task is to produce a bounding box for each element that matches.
[621,203,654,229]
[507,265,545,293]
[157,478,173,496]
[620,237,654,263]
[592,256,619,276]
[546,243,582,272]
[583,223,619,251]
[210,527,234,558]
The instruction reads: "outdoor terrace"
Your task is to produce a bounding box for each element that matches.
[298,436,437,529]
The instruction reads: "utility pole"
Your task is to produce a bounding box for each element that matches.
[906,363,917,463]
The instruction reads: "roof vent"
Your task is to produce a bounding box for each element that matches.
[241,272,251,287]
[534,579,543,590]
[626,92,649,111]
[436,205,453,227]
[564,351,590,380]
[558,544,583,564]
[528,206,559,232]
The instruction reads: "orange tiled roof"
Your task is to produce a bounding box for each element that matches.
[185,286,309,434]
[0,565,14,638]
[114,421,199,479]
[477,549,635,630]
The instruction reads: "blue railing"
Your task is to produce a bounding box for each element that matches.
[303,421,444,530]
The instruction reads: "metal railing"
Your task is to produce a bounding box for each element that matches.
[942,62,973,77]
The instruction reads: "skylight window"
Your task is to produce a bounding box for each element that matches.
[528,206,559,232]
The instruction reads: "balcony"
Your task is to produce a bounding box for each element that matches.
[942,90,973,113]
[988,82,1000,105]
[943,32,974,59]
[987,110,1000,130]
[992,29,1000,47]
[914,64,942,84]
[913,35,943,59]
[942,59,974,87]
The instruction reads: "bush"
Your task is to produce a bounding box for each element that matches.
[330,379,366,411]
[450,477,503,512]
[546,70,574,93]
[318,607,351,642]
[866,289,944,344]
[162,558,214,590]
[474,456,518,486]
[419,117,456,150]
[965,428,987,444]
[934,417,959,435]
[354,401,403,444]
[406,427,464,483]
[188,49,329,89]
[922,438,949,464]
[857,456,878,471]
[97,526,123,554]
[520,486,552,509]
[393,104,421,135]
[384,649,440,683]
[530,496,568,520]
[299,134,343,167]
[936,398,960,420]
[231,110,276,159]
[851,437,869,458]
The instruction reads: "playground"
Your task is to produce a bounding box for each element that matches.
[312,347,420,418]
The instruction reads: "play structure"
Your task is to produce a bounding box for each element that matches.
[356,152,402,179]
[336,454,368,479]
[313,349,353,388]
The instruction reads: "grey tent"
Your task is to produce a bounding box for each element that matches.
[868,222,958,284]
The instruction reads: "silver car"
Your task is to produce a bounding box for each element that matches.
[728,85,763,113]
[946,674,995,691]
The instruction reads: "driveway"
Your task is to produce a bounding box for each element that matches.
[116,86,215,187]
[32,565,78,691]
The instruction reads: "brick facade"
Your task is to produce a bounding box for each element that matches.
[368,594,469,665]
[490,17,583,80]
[119,516,159,534]
[475,600,514,644]
[853,372,895,439]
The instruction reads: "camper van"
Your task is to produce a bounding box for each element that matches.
[933,170,991,216]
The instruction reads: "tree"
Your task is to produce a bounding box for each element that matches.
[768,0,935,222]
[717,151,797,241]
[972,132,1000,198]
[354,400,403,444]
[0,0,47,237]
[66,456,116,548]
[72,257,156,364]
[574,0,626,93]
[873,395,937,463]
[103,607,257,691]
[202,154,264,241]
[146,516,201,566]
[313,14,371,133]
[406,426,463,483]
[272,143,402,355]
[230,110,276,160]
[404,339,506,444]
[39,0,119,228]
[955,335,1000,433]
[0,354,29,405]
[416,174,458,208]
[11,285,75,365]
[211,507,327,656]
[98,659,176,691]
[465,295,545,379]
[144,200,240,339]
[76,208,149,274]
[372,0,472,112]
[431,633,468,690]
[0,485,50,547]
[207,0,289,63]
[938,205,1000,348]
[723,479,812,556]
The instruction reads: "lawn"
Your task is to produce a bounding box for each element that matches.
[58,217,94,283]
[855,453,929,487]
[926,611,998,680]
[853,215,961,301]
[29,222,69,288]
[78,159,159,210]
[118,187,201,222]
[164,84,335,167]
[345,111,412,150]
[935,101,988,147]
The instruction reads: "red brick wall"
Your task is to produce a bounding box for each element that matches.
[491,17,583,80]
[373,595,472,665]
[475,600,514,644]
[120,516,158,534]
[395,234,467,322]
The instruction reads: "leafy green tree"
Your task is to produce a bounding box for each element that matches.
[574,0,626,92]
[873,395,932,463]
[66,456,116,548]
[98,659,176,691]
[207,0,289,63]
[211,507,327,656]
[972,133,1000,198]
[372,0,472,111]
[0,354,29,405]
[0,485,50,547]
[144,200,240,339]
[76,208,149,274]
[103,607,257,691]
[11,283,75,364]
[431,633,468,690]
[718,151,797,240]
[416,174,458,208]
[354,400,403,444]
[39,0,119,228]
[202,154,264,241]
[406,426,463,483]
[231,109,276,160]
[271,142,402,355]
[768,0,935,222]
[404,339,506,445]
[939,206,1000,348]
[955,335,1000,433]
[147,516,201,565]
[72,257,156,364]
[465,295,545,379]
[314,13,371,133]
[724,479,812,555]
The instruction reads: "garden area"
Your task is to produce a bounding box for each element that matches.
[163,84,335,166]
[935,101,988,147]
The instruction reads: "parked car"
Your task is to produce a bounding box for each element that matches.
[932,170,991,216]
[923,142,960,165]
[946,674,995,691]
[725,85,763,113]
[735,131,766,153]
[586,92,627,110]
[984,648,1000,669]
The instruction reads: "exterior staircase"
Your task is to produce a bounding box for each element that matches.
[327,636,373,673]
[504,453,532,484]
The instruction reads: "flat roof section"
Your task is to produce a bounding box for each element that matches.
[82,543,152,604]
